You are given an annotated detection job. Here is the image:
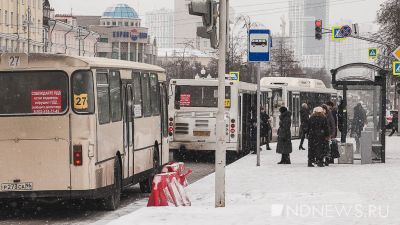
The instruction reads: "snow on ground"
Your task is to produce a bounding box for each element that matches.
[103,137,400,225]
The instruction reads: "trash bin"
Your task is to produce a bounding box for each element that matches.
[338,143,354,164]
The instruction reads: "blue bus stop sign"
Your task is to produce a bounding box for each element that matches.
[248,29,271,62]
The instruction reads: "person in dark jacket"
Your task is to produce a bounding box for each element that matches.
[337,99,347,143]
[249,106,257,154]
[326,101,338,138]
[389,111,398,136]
[260,107,272,150]
[308,107,330,167]
[322,104,336,139]
[299,103,310,150]
[276,107,292,164]
[352,103,367,153]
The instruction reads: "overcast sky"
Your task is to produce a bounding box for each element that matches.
[50,0,386,33]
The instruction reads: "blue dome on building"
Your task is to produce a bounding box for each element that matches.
[102,4,139,19]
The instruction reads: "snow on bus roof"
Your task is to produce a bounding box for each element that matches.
[261,77,327,89]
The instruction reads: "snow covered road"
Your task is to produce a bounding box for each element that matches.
[104,137,400,225]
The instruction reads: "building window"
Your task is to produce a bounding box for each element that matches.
[131,22,134,26]
[107,21,110,26]
[5,10,8,26]
[99,37,109,43]
[125,22,129,26]
[118,21,122,26]
[112,21,116,26]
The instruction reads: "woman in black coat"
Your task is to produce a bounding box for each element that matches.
[299,103,310,150]
[276,107,292,164]
[308,107,330,167]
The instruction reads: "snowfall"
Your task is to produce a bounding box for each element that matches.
[100,137,400,225]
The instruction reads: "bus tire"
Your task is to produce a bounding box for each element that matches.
[139,177,152,193]
[153,143,161,173]
[101,157,122,211]
[139,145,158,193]
[173,146,186,161]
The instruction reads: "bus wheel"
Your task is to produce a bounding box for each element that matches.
[101,157,122,210]
[153,144,161,172]
[139,177,152,193]
[140,145,160,193]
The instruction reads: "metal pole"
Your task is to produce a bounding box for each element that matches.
[215,0,227,208]
[256,62,261,166]
[27,6,31,55]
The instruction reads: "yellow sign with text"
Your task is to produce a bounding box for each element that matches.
[74,94,89,109]
[224,99,231,108]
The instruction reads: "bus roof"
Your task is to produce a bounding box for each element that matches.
[0,53,165,73]
[261,77,327,89]
[170,78,272,92]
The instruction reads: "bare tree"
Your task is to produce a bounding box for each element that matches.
[267,37,300,77]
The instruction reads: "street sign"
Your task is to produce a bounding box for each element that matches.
[228,71,240,81]
[340,25,352,37]
[248,29,270,62]
[392,46,400,61]
[393,62,400,76]
[332,26,345,40]
[369,48,378,59]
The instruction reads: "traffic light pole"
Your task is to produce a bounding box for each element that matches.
[215,0,227,208]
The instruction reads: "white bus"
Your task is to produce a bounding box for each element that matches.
[0,53,170,210]
[261,77,338,138]
[168,78,272,158]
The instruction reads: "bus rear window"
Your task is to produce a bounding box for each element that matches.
[72,70,95,114]
[175,85,231,108]
[0,71,68,115]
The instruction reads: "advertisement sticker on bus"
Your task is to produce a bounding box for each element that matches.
[73,93,88,110]
[180,94,191,106]
[31,90,62,113]
[134,104,142,117]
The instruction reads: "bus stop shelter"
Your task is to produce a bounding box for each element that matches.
[331,63,388,163]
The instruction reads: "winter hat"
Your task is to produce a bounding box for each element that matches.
[313,106,324,114]
[279,106,288,114]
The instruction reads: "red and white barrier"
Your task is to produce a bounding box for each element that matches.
[147,162,192,207]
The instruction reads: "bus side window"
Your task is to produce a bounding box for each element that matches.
[141,73,152,117]
[150,73,160,116]
[109,70,122,122]
[132,72,143,118]
[96,72,110,124]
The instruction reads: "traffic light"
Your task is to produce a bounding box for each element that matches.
[188,0,218,49]
[315,19,322,40]
[396,82,400,95]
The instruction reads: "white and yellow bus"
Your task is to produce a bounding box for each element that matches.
[0,53,170,210]
[168,78,272,159]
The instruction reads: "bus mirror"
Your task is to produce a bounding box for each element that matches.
[175,86,181,109]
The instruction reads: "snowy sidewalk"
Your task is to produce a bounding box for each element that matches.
[105,137,400,225]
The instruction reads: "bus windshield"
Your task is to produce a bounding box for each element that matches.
[0,71,69,115]
[175,85,231,108]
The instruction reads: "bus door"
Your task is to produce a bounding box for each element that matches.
[159,83,169,165]
[290,92,301,137]
[122,82,134,177]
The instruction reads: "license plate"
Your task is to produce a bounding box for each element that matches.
[193,131,210,136]
[1,182,33,191]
